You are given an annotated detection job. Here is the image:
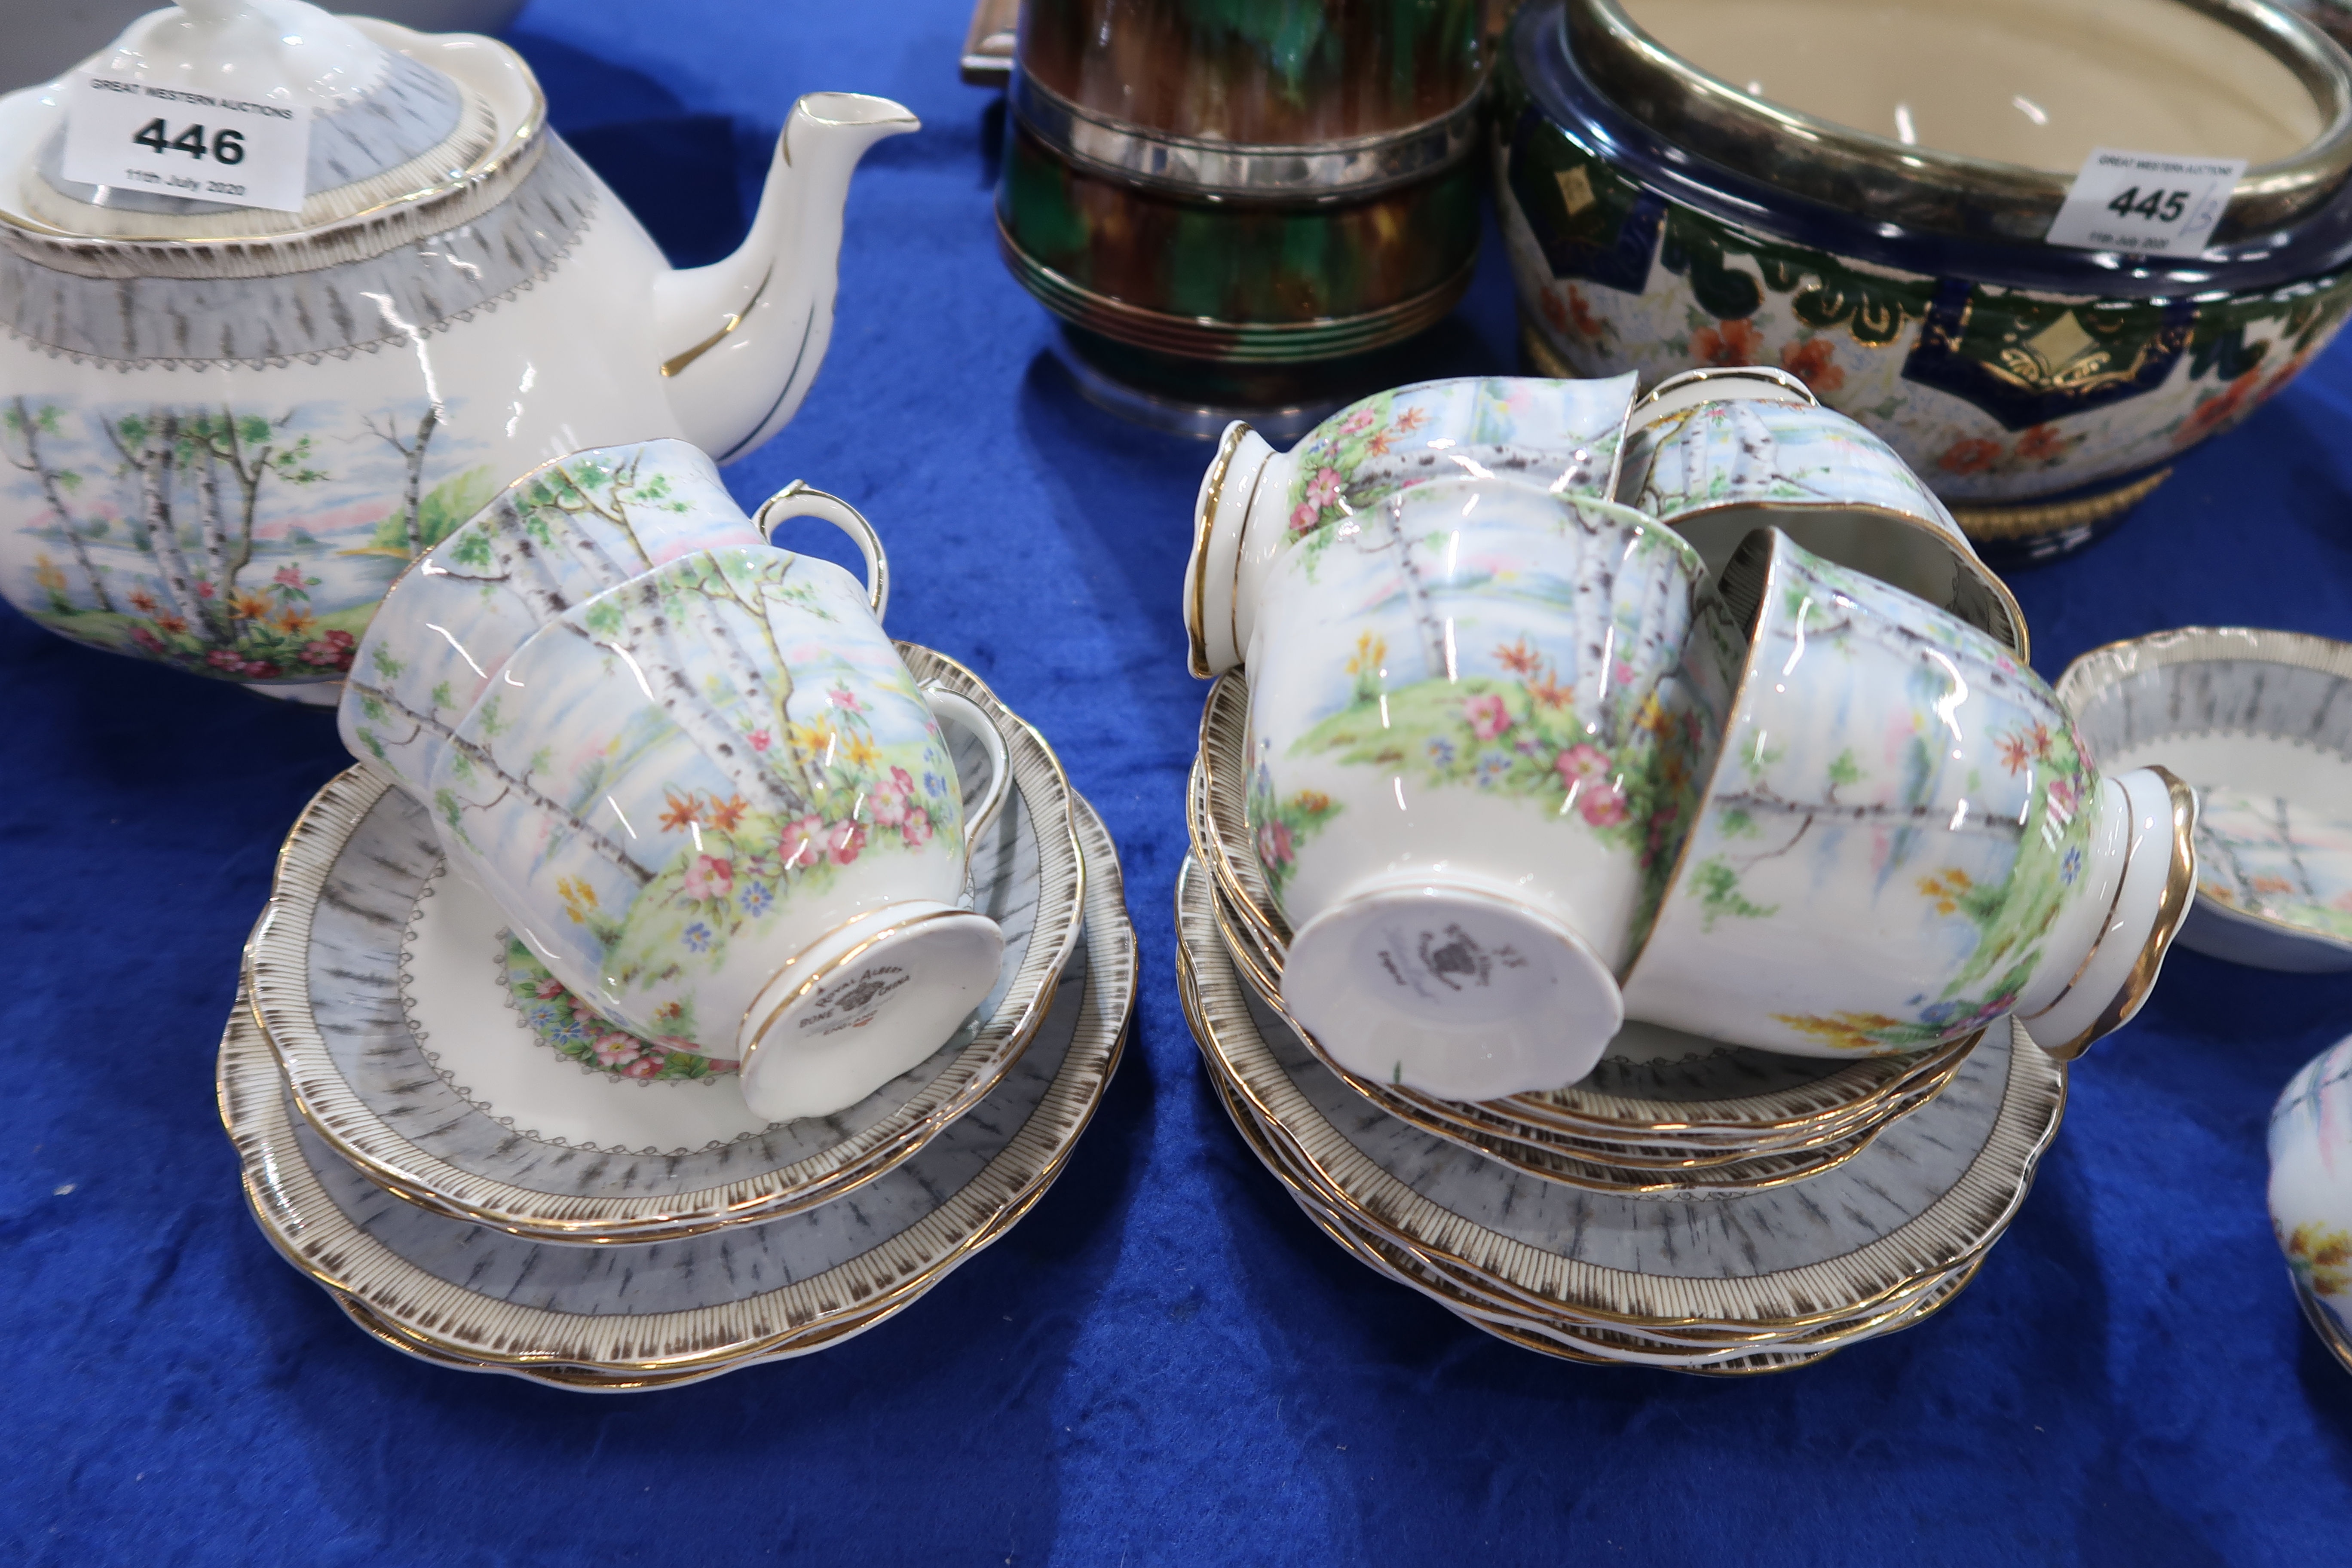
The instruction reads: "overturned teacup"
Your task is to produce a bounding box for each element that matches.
[1621,527,2193,1061]
[1617,367,2028,655]
[425,543,1008,1123]
[1243,476,1717,1100]
[341,436,882,802]
[1185,372,1642,677]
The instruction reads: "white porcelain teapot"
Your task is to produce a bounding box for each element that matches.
[0,0,913,699]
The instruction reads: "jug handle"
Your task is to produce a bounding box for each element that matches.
[756,480,889,623]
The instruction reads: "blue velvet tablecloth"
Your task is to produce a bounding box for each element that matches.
[6,3,2352,1562]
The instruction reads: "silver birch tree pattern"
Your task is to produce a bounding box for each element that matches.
[1618,399,1943,524]
[0,396,492,681]
[1259,487,1713,943]
[2192,787,2352,940]
[342,441,754,791]
[1280,375,1638,566]
[426,545,959,1057]
[1678,543,2095,1053]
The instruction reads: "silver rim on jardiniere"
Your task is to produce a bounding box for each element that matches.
[1175,856,2066,1332]
[1191,671,1974,1147]
[220,794,1134,1376]
[2058,625,2352,969]
[244,646,1085,1244]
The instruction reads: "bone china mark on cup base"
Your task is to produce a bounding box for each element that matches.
[1246,482,1713,1101]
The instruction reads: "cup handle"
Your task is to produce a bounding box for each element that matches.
[919,683,1012,842]
[756,481,890,624]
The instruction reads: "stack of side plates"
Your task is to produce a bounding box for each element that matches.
[1182,675,2068,1372]
[221,648,1135,1390]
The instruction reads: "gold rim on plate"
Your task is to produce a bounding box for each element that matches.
[1176,855,2065,1333]
[244,645,1085,1245]
[1202,866,1915,1194]
[1202,1036,1988,1372]
[220,796,1133,1376]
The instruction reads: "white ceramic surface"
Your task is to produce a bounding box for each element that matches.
[1185,373,1641,678]
[1621,527,2190,1059]
[426,545,1009,1121]
[1240,476,1715,1099]
[2058,626,2352,972]
[2268,1031,2352,1369]
[1624,0,2320,171]
[1175,854,2068,1341]
[339,441,770,801]
[0,1,914,691]
[1617,367,2028,655]
[247,648,1085,1243]
[224,791,1132,1378]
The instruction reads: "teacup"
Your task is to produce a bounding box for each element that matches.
[425,543,1010,1123]
[341,435,886,802]
[1620,527,2193,1060]
[2268,1032,2352,1363]
[1243,475,1717,1100]
[1185,372,1642,677]
[1616,367,2029,655]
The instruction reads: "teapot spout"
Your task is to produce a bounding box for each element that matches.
[653,92,917,462]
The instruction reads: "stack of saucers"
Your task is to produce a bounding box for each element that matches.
[224,648,1134,1390]
[1180,671,2067,1372]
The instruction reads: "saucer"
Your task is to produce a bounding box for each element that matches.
[2060,627,2352,972]
[221,793,1133,1378]
[1191,672,1971,1158]
[245,647,1086,1244]
[1176,855,2066,1338]
[1194,947,1990,1372]
[1202,864,1922,1195]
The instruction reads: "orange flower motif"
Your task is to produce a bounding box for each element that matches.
[1998,732,2032,775]
[1393,407,1428,434]
[2251,873,2297,896]
[271,605,315,635]
[1689,318,1766,367]
[2014,423,2069,462]
[1493,636,1542,676]
[1938,438,2002,475]
[1917,867,1975,916]
[153,613,187,634]
[2177,369,2262,447]
[1779,337,1844,395]
[1529,669,1575,710]
[228,589,273,622]
[129,589,159,615]
[657,790,704,833]
[706,794,749,833]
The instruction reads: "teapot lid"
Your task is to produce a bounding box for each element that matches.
[14,0,497,241]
